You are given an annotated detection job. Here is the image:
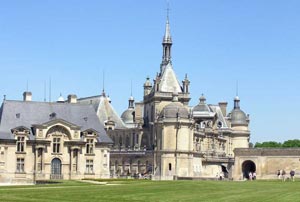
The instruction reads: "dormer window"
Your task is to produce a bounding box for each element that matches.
[200,121,205,128]
[49,112,57,119]
[217,121,223,128]
[16,113,21,119]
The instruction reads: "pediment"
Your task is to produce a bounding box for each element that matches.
[11,126,31,134]
[32,118,81,130]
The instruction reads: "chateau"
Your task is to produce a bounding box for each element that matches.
[0,16,252,184]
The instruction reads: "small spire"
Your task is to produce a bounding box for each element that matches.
[236,80,239,97]
[102,69,105,96]
[102,89,106,97]
[199,94,206,104]
[163,14,172,44]
[130,80,133,96]
[26,80,29,92]
[162,2,172,67]
[234,96,240,109]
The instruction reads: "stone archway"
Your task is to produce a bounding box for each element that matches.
[242,160,256,179]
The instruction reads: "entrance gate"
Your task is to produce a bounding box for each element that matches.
[242,160,256,179]
[51,158,63,179]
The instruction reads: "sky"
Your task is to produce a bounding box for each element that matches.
[0,0,300,143]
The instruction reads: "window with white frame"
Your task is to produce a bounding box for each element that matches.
[53,138,61,153]
[16,136,25,152]
[86,159,94,173]
[86,139,94,154]
[16,158,25,173]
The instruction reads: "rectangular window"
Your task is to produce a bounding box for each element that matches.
[37,148,43,172]
[16,136,25,152]
[16,158,25,173]
[53,138,61,153]
[86,139,94,154]
[86,160,94,174]
[73,149,78,172]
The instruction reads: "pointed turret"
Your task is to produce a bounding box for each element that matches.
[182,74,190,93]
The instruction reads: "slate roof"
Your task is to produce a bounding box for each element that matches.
[159,63,182,93]
[209,105,229,128]
[78,94,126,129]
[0,100,112,143]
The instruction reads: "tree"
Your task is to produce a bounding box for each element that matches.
[282,139,300,148]
[254,141,282,148]
[254,139,300,148]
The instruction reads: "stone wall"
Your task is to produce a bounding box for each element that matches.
[233,148,300,180]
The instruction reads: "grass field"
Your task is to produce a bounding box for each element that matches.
[0,179,299,202]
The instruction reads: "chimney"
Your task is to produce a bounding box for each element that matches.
[23,92,32,101]
[67,94,77,104]
[218,102,228,117]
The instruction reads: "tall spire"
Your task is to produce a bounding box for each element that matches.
[161,2,172,68]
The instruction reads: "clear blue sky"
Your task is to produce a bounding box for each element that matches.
[0,1,299,143]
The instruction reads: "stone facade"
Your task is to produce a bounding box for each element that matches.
[0,99,111,184]
[103,17,251,180]
[233,148,300,180]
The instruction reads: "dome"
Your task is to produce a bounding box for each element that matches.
[160,102,189,119]
[193,94,212,113]
[144,76,152,87]
[193,104,211,113]
[121,108,135,124]
[57,94,65,103]
[230,109,248,126]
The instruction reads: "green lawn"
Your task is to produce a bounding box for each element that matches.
[0,180,299,202]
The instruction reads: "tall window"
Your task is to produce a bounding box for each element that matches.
[86,139,94,154]
[86,160,94,174]
[16,158,25,173]
[73,149,78,172]
[37,148,43,172]
[16,136,25,152]
[53,138,61,153]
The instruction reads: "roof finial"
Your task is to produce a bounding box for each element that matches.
[166,0,170,22]
[102,69,105,94]
[26,80,29,92]
[163,0,172,44]
[130,79,133,96]
[49,77,52,102]
[236,80,239,97]
[44,81,47,102]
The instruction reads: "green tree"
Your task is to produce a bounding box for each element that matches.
[254,141,282,148]
[282,139,300,147]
